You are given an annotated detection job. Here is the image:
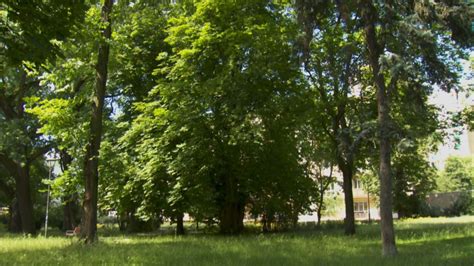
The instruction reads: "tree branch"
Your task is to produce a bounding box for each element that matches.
[28,143,54,163]
[0,152,19,176]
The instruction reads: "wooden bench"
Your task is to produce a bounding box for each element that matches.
[65,226,80,237]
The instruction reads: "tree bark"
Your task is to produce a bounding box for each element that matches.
[81,0,113,244]
[1,155,36,235]
[361,0,397,256]
[316,192,323,227]
[339,162,355,235]
[15,165,35,234]
[8,198,21,232]
[176,213,185,235]
[63,195,79,231]
[219,175,244,234]
[219,200,244,234]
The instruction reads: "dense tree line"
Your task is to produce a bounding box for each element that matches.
[1,0,472,256]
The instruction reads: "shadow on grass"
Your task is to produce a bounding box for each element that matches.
[1,234,472,265]
[0,218,472,265]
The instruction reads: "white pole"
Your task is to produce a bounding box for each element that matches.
[44,165,52,237]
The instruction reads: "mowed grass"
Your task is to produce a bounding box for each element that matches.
[0,216,473,265]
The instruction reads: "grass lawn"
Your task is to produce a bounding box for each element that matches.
[0,216,473,265]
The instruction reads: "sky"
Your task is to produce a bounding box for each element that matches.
[428,57,473,169]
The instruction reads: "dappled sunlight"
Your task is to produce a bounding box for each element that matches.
[1,216,472,265]
[397,216,474,225]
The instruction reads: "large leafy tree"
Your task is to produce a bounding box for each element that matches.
[29,1,173,236]
[0,0,85,234]
[436,155,474,193]
[153,0,311,234]
[98,1,172,232]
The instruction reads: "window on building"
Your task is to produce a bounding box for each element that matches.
[353,179,363,189]
[354,202,368,212]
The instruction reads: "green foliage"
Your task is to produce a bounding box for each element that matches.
[147,0,314,229]
[3,0,471,236]
[0,0,86,66]
[392,148,437,217]
[436,156,474,193]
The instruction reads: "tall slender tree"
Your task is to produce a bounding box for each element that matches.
[357,0,472,256]
[81,0,113,243]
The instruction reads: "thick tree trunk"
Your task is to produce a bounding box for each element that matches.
[63,201,74,231]
[8,198,21,232]
[81,0,113,244]
[219,175,244,234]
[219,200,244,234]
[361,0,397,256]
[118,211,127,232]
[63,195,79,231]
[176,213,185,235]
[2,157,36,235]
[15,166,35,234]
[340,163,355,235]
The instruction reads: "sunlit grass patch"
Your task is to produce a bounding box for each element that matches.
[0,216,472,265]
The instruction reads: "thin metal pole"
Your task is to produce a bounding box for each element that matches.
[45,166,52,237]
[367,191,371,223]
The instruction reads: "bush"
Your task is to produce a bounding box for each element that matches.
[0,211,8,225]
[33,201,65,230]
[421,191,472,217]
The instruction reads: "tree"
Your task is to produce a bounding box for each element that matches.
[296,0,472,255]
[155,0,311,234]
[296,2,375,234]
[28,1,173,235]
[81,0,113,244]
[436,156,474,193]
[392,148,437,218]
[0,0,86,234]
[357,0,472,255]
[98,1,173,233]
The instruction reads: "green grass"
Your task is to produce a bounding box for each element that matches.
[0,216,473,265]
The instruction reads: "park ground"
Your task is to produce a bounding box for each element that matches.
[0,216,473,265]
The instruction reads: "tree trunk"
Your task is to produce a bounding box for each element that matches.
[361,0,397,256]
[63,200,74,231]
[8,198,21,233]
[219,200,244,234]
[176,213,185,235]
[15,165,35,234]
[316,206,322,227]
[261,213,269,232]
[219,175,244,234]
[118,211,127,232]
[317,186,324,227]
[81,0,113,244]
[339,163,355,235]
[63,195,79,231]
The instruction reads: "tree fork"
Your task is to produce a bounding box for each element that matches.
[81,0,113,244]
